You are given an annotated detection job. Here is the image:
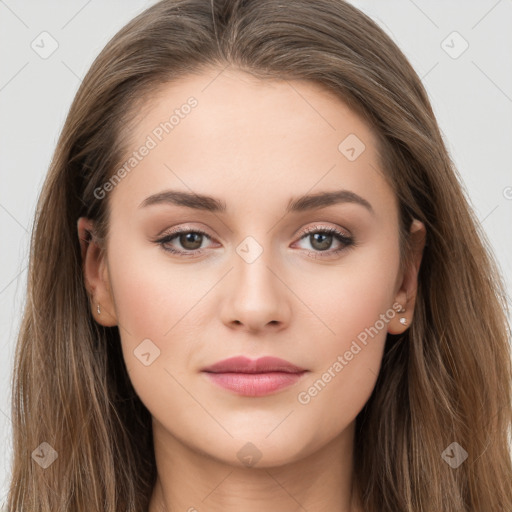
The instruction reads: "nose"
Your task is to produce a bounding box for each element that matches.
[219,250,291,334]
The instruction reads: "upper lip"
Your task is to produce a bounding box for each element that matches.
[201,356,306,374]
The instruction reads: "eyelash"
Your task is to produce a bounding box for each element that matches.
[155,225,355,259]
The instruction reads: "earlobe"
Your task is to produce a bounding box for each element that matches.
[388,302,409,335]
[77,217,118,327]
[388,219,426,334]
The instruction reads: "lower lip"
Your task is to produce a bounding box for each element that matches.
[203,371,307,397]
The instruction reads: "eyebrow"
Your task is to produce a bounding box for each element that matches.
[139,189,374,215]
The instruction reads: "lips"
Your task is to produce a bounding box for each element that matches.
[201,356,308,397]
[201,356,306,374]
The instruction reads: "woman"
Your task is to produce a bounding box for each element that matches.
[7,0,512,510]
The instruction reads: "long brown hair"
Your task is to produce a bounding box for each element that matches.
[7,0,512,510]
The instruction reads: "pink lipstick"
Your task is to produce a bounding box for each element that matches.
[201,356,307,397]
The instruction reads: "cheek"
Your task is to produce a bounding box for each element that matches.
[107,235,197,338]
[292,236,400,430]
[106,240,204,428]
[105,235,201,391]
[301,234,400,348]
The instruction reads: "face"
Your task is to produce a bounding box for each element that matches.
[79,67,423,468]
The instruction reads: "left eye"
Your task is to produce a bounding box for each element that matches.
[294,227,354,255]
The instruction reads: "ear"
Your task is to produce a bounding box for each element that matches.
[388,219,426,334]
[77,217,118,327]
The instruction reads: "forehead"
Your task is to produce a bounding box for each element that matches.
[132,66,380,151]
[109,67,394,216]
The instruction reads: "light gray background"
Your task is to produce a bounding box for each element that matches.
[1,0,511,505]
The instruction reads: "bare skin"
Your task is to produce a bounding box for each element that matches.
[78,66,425,512]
